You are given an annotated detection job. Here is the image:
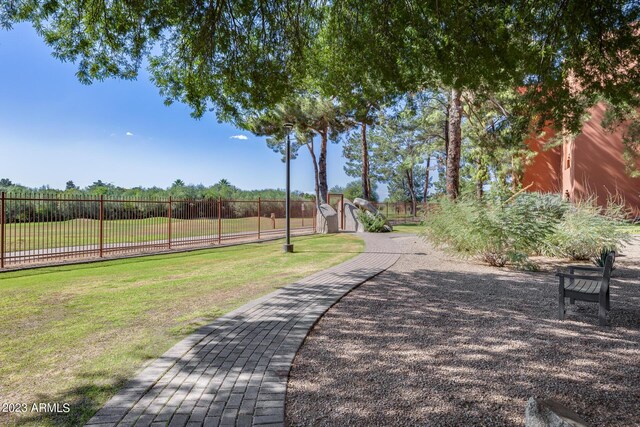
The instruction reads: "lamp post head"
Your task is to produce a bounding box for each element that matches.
[284,123,294,132]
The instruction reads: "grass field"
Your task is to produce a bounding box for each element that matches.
[0,234,363,426]
[3,216,313,253]
[392,223,423,234]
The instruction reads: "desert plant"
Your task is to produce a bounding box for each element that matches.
[424,193,630,268]
[357,210,389,232]
[543,198,629,260]
[423,193,571,268]
[423,196,556,267]
[420,197,477,254]
[593,248,615,268]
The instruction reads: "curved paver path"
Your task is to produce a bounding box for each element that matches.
[86,233,409,427]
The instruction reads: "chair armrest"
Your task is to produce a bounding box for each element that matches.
[556,272,602,280]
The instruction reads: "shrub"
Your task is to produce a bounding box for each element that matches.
[357,210,389,232]
[593,248,615,268]
[543,199,629,260]
[423,194,561,268]
[423,193,628,269]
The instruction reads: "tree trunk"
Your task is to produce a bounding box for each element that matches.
[318,128,329,204]
[476,179,484,199]
[476,158,484,199]
[405,169,417,215]
[423,156,431,202]
[305,138,321,205]
[361,121,371,200]
[446,88,462,200]
[444,100,450,160]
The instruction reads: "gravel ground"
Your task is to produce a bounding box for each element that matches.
[286,235,640,426]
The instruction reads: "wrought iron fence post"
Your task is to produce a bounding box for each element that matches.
[99,195,104,257]
[218,197,222,245]
[340,194,344,230]
[1,192,5,269]
[313,200,317,232]
[257,197,261,240]
[168,196,172,249]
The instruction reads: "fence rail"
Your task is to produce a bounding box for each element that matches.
[0,193,317,269]
[373,201,426,223]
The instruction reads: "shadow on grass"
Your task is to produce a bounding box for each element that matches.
[11,248,393,426]
[11,372,129,427]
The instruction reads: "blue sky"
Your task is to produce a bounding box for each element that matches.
[0,23,354,194]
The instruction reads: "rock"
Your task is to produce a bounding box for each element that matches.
[353,198,379,215]
[353,198,393,232]
[524,397,590,427]
[316,203,339,234]
[343,199,364,232]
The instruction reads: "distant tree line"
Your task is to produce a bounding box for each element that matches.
[0,178,314,201]
[0,178,316,223]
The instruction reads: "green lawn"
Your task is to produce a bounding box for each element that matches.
[4,216,313,252]
[0,234,363,426]
[392,223,423,234]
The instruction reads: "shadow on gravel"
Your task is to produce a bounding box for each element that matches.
[286,259,640,427]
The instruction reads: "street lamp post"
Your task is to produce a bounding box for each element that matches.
[283,123,294,253]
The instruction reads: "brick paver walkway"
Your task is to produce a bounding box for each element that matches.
[86,233,406,427]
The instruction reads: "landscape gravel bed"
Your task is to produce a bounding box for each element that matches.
[286,235,640,426]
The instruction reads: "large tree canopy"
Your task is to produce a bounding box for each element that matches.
[1,0,318,120]
[3,1,639,198]
[328,2,640,113]
[326,1,640,196]
[6,1,638,121]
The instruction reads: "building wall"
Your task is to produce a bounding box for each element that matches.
[570,103,640,216]
[521,126,562,193]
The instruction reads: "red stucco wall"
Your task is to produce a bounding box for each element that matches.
[521,126,562,193]
[571,103,640,216]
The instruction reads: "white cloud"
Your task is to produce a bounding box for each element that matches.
[230,134,248,140]
[126,131,134,136]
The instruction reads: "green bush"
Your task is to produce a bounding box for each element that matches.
[357,210,390,232]
[423,193,628,268]
[424,194,562,268]
[593,248,614,268]
[543,199,629,260]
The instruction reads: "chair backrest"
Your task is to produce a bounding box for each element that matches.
[601,251,615,294]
